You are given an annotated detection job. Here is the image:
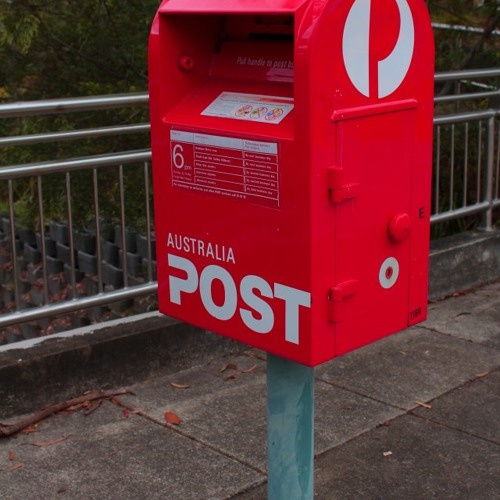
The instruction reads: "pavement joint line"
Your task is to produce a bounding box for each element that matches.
[405,366,500,446]
[315,377,409,413]
[418,325,461,337]
[112,394,268,476]
[312,411,409,461]
[419,324,500,350]
[408,411,500,447]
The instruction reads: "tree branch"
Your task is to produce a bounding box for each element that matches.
[0,389,133,438]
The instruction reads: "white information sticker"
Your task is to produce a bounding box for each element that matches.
[170,129,280,208]
[201,92,294,124]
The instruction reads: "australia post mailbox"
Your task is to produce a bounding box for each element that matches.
[148,0,434,366]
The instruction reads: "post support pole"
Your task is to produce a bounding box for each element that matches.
[267,353,314,500]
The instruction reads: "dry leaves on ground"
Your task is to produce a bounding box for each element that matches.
[220,362,259,380]
[170,382,190,389]
[29,435,73,447]
[164,411,181,426]
[415,401,432,409]
[0,463,23,472]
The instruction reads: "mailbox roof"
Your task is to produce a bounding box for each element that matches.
[159,0,309,14]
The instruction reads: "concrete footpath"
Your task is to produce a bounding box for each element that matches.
[0,280,499,499]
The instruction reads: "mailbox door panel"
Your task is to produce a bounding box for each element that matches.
[154,119,315,365]
[333,106,416,355]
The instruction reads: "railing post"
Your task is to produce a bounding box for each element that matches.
[480,115,495,231]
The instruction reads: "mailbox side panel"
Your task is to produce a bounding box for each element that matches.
[306,0,434,357]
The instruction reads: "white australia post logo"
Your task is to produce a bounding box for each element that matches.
[342,0,415,98]
[166,233,311,345]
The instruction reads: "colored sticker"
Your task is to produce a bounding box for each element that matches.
[202,92,293,124]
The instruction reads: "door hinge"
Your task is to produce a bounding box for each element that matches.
[328,279,358,322]
[327,166,359,203]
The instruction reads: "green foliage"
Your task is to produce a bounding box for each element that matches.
[0,0,158,229]
[0,0,160,100]
[427,0,500,72]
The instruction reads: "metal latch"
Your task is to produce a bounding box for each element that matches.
[328,279,358,322]
[327,166,359,203]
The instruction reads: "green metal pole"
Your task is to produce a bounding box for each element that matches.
[267,354,314,500]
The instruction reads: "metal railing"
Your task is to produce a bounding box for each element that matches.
[433,109,499,230]
[0,69,499,339]
[0,95,155,337]
[433,69,500,231]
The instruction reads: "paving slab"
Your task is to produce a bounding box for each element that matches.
[318,413,500,500]
[313,381,403,455]
[236,412,500,500]
[412,368,500,444]
[0,400,263,500]
[119,352,403,471]
[120,352,269,470]
[424,280,500,347]
[317,327,500,410]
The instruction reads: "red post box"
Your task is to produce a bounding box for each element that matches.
[148,0,434,366]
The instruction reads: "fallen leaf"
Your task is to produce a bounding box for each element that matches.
[20,425,38,435]
[242,364,258,373]
[83,400,102,416]
[123,408,144,418]
[220,363,238,373]
[8,451,15,461]
[30,435,72,447]
[0,463,23,472]
[170,382,191,389]
[242,351,266,361]
[225,375,237,381]
[415,401,432,409]
[164,411,181,425]
[383,451,393,457]
[59,404,82,414]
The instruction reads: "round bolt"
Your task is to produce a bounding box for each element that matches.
[178,55,194,72]
[388,212,411,243]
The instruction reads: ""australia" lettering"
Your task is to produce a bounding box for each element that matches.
[167,232,236,265]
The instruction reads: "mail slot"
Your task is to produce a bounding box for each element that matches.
[148,0,434,366]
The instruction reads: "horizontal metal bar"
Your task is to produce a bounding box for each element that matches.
[430,202,491,224]
[432,22,500,36]
[0,114,494,176]
[0,123,150,147]
[435,68,500,82]
[0,68,497,119]
[0,93,148,118]
[0,283,158,329]
[0,150,151,180]
[434,110,497,125]
[435,90,500,105]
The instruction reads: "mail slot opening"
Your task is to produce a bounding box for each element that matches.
[224,15,294,42]
[156,12,295,120]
